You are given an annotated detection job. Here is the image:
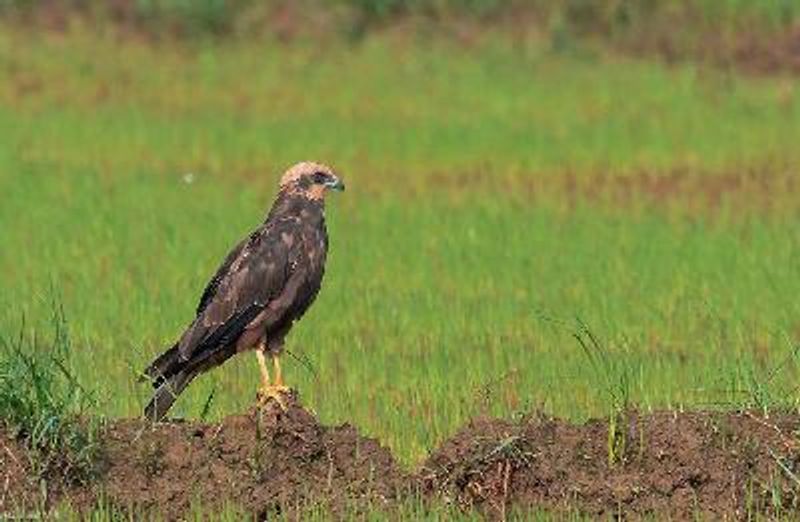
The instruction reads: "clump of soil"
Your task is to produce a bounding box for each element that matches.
[95,393,405,519]
[0,427,39,513]
[2,393,405,519]
[420,410,800,519]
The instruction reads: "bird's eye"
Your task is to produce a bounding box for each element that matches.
[312,171,328,184]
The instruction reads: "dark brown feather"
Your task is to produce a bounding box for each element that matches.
[196,237,247,316]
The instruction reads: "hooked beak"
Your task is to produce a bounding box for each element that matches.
[325,176,345,192]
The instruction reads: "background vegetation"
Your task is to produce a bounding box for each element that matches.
[3,0,800,47]
[1,0,799,496]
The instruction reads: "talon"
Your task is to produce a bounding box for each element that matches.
[255,344,290,410]
[257,385,291,410]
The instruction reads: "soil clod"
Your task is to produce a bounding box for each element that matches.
[420,410,800,519]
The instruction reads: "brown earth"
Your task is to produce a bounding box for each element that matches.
[0,428,39,512]
[95,398,405,519]
[1,393,406,519]
[421,410,800,520]
[3,399,800,519]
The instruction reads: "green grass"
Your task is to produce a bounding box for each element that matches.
[1,28,800,478]
[0,299,101,487]
[52,497,593,521]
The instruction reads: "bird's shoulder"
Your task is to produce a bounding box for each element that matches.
[194,218,299,316]
[246,216,303,250]
[219,217,310,293]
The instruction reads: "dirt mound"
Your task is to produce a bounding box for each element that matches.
[5,403,800,518]
[1,393,404,519]
[94,393,404,518]
[420,410,800,519]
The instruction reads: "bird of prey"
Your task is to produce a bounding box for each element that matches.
[141,161,344,421]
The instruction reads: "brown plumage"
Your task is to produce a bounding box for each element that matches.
[142,161,344,421]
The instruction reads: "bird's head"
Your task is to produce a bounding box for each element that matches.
[279,161,345,200]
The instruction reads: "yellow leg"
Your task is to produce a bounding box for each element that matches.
[273,354,284,387]
[255,344,290,410]
[256,346,270,388]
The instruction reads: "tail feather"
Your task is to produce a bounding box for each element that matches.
[140,343,182,387]
[143,370,195,422]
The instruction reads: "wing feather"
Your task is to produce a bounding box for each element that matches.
[195,237,247,316]
[182,264,310,375]
[177,218,301,361]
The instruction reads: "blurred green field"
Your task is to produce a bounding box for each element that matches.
[2,28,800,471]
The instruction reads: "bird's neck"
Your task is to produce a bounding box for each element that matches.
[266,192,325,224]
